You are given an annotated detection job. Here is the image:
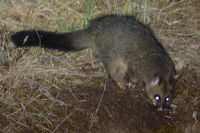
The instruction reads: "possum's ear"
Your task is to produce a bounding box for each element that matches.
[174,74,181,83]
[174,75,180,80]
[150,76,160,87]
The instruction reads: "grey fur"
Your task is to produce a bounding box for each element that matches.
[11,14,178,110]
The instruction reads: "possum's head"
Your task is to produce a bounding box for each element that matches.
[145,74,179,111]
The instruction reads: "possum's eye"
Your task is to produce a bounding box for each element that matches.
[165,97,170,102]
[154,95,160,101]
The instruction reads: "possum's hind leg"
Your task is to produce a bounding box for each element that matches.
[108,57,128,90]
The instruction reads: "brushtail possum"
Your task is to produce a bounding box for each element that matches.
[10,14,179,111]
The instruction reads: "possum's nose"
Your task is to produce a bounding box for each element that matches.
[157,106,164,111]
[156,104,172,111]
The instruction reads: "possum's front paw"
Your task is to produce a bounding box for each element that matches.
[128,82,136,89]
[116,82,136,91]
[116,81,136,90]
[116,82,127,91]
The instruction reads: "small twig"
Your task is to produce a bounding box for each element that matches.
[158,6,171,38]
[65,85,79,102]
[51,112,73,133]
[88,76,107,130]
[104,107,115,121]
[36,87,66,106]
[35,30,42,47]
[2,113,31,129]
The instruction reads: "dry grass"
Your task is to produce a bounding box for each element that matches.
[0,0,200,133]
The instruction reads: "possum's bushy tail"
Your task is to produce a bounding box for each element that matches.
[10,30,90,52]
